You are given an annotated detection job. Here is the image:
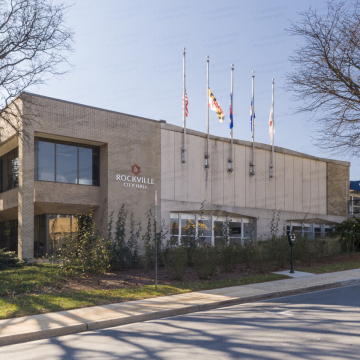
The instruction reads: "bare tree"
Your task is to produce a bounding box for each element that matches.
[286,1,360,156]
[0,0,73,141]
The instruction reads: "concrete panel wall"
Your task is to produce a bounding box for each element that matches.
[161,128,175,201]
[174,131,188,203]
[160,127,339,221]
[246,146,256,207]
[211,140,224,205]
[265,152,276,210]
[284,155,294,211]
[255,149,266,209]
[293,156,303,212]
[319,161,327,214]
[234,144,246,207]
[223,142,235,206]
[302,158,311,213]
[310,160,319,214]
[275,153,285,210]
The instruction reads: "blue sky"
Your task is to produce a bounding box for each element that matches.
[33,0,359,179]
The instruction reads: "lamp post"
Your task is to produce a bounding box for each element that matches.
[287,233,296,274]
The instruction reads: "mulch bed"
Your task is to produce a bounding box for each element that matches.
[63,252,360,292]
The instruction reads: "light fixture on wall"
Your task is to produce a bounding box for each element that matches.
[249,162,255,176]
[204,154,210,169]
[269,164,274,178]
[227,159,233,173]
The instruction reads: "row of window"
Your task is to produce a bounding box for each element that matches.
[170,213,253,245]
[35,138,100,186]
[0,148,19,193]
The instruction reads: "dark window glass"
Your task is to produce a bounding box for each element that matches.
[38,140,55,181]
[56,143,78,184]
[12,148,19,189]
[0,148,18,193]
[36,138,99,186]
[0,220,18,253]
[79,146,93,185]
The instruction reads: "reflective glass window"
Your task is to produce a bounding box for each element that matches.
[79,146,93,185]
[38,140,55,181]
[0,148,19,193]
[181,214,196,237]
[56,143,78,184]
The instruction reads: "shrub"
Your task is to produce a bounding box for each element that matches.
[239,239,258,269]
[53,214,111,284]
[0,248,24,270]
[163,246,187,280]
[192,245,218,280]
[265,236,288,270]
[218,243,240,273]
[332,218,360,252]
[141,210,167,271]
[108,205,140,270]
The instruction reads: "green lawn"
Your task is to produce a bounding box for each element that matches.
[0,265,287,320]
[2,255,360,320]
[300,258,360,274]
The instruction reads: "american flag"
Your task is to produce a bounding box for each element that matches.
[182,92,189,117]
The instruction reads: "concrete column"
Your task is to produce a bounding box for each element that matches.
[18,133,35,261]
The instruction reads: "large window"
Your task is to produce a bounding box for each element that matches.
[0,148,19,193]
[36,138,99,186]
[171,213,253,245]
[0,220,18,253]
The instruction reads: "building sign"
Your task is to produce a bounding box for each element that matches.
[116,164,154,189]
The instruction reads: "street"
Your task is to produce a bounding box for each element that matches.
[1,284,360,359]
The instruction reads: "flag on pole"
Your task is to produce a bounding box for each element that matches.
[250,99,255,132]
[229,93,233,129]
[269,96,274,144]
[182,92,189,117]
[209,88,224,122]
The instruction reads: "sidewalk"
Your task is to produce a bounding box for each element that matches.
[1,268,360,347]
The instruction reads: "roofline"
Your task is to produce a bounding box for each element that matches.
[21,91,161,123]
[161,122,351,167]
[4,92,350,167]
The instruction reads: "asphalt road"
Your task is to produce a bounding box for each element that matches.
[1,284,360,359]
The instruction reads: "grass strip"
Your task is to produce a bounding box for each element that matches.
[300,258,360,274]
[0,264,65,296]
[0,273,287,320]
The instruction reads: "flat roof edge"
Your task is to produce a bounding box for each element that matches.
[21,92,160,123]
[161,122,350,167]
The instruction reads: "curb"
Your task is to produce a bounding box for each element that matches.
[1,277,360,347]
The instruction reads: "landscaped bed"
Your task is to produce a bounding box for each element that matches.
[1,252,360,320]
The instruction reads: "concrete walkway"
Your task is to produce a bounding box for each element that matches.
[1,269,360,347]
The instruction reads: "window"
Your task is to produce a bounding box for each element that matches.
[0,220,18,252]
[36,138,100,186]
[171,213,253,245]
[0,148,19,193]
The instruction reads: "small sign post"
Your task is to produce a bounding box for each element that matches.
[154,190,158,290]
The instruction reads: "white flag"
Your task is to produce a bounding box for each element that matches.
[269,93,274,145]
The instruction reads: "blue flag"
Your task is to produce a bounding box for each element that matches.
[229,93,233,130]
[250,99,255,132]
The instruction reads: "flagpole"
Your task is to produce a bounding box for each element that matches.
[270,78,274,178]
[228,64,234,173]
[181,47,186,164]
[205,55,210,169]
[250,71,255,176]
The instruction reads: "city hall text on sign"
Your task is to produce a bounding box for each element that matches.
[116,174,155,189]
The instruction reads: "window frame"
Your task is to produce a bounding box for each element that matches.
[35,137,100,187]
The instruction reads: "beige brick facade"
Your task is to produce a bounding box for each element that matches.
[0,93,352,260]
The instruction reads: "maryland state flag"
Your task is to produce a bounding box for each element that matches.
[208,88,224,122]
